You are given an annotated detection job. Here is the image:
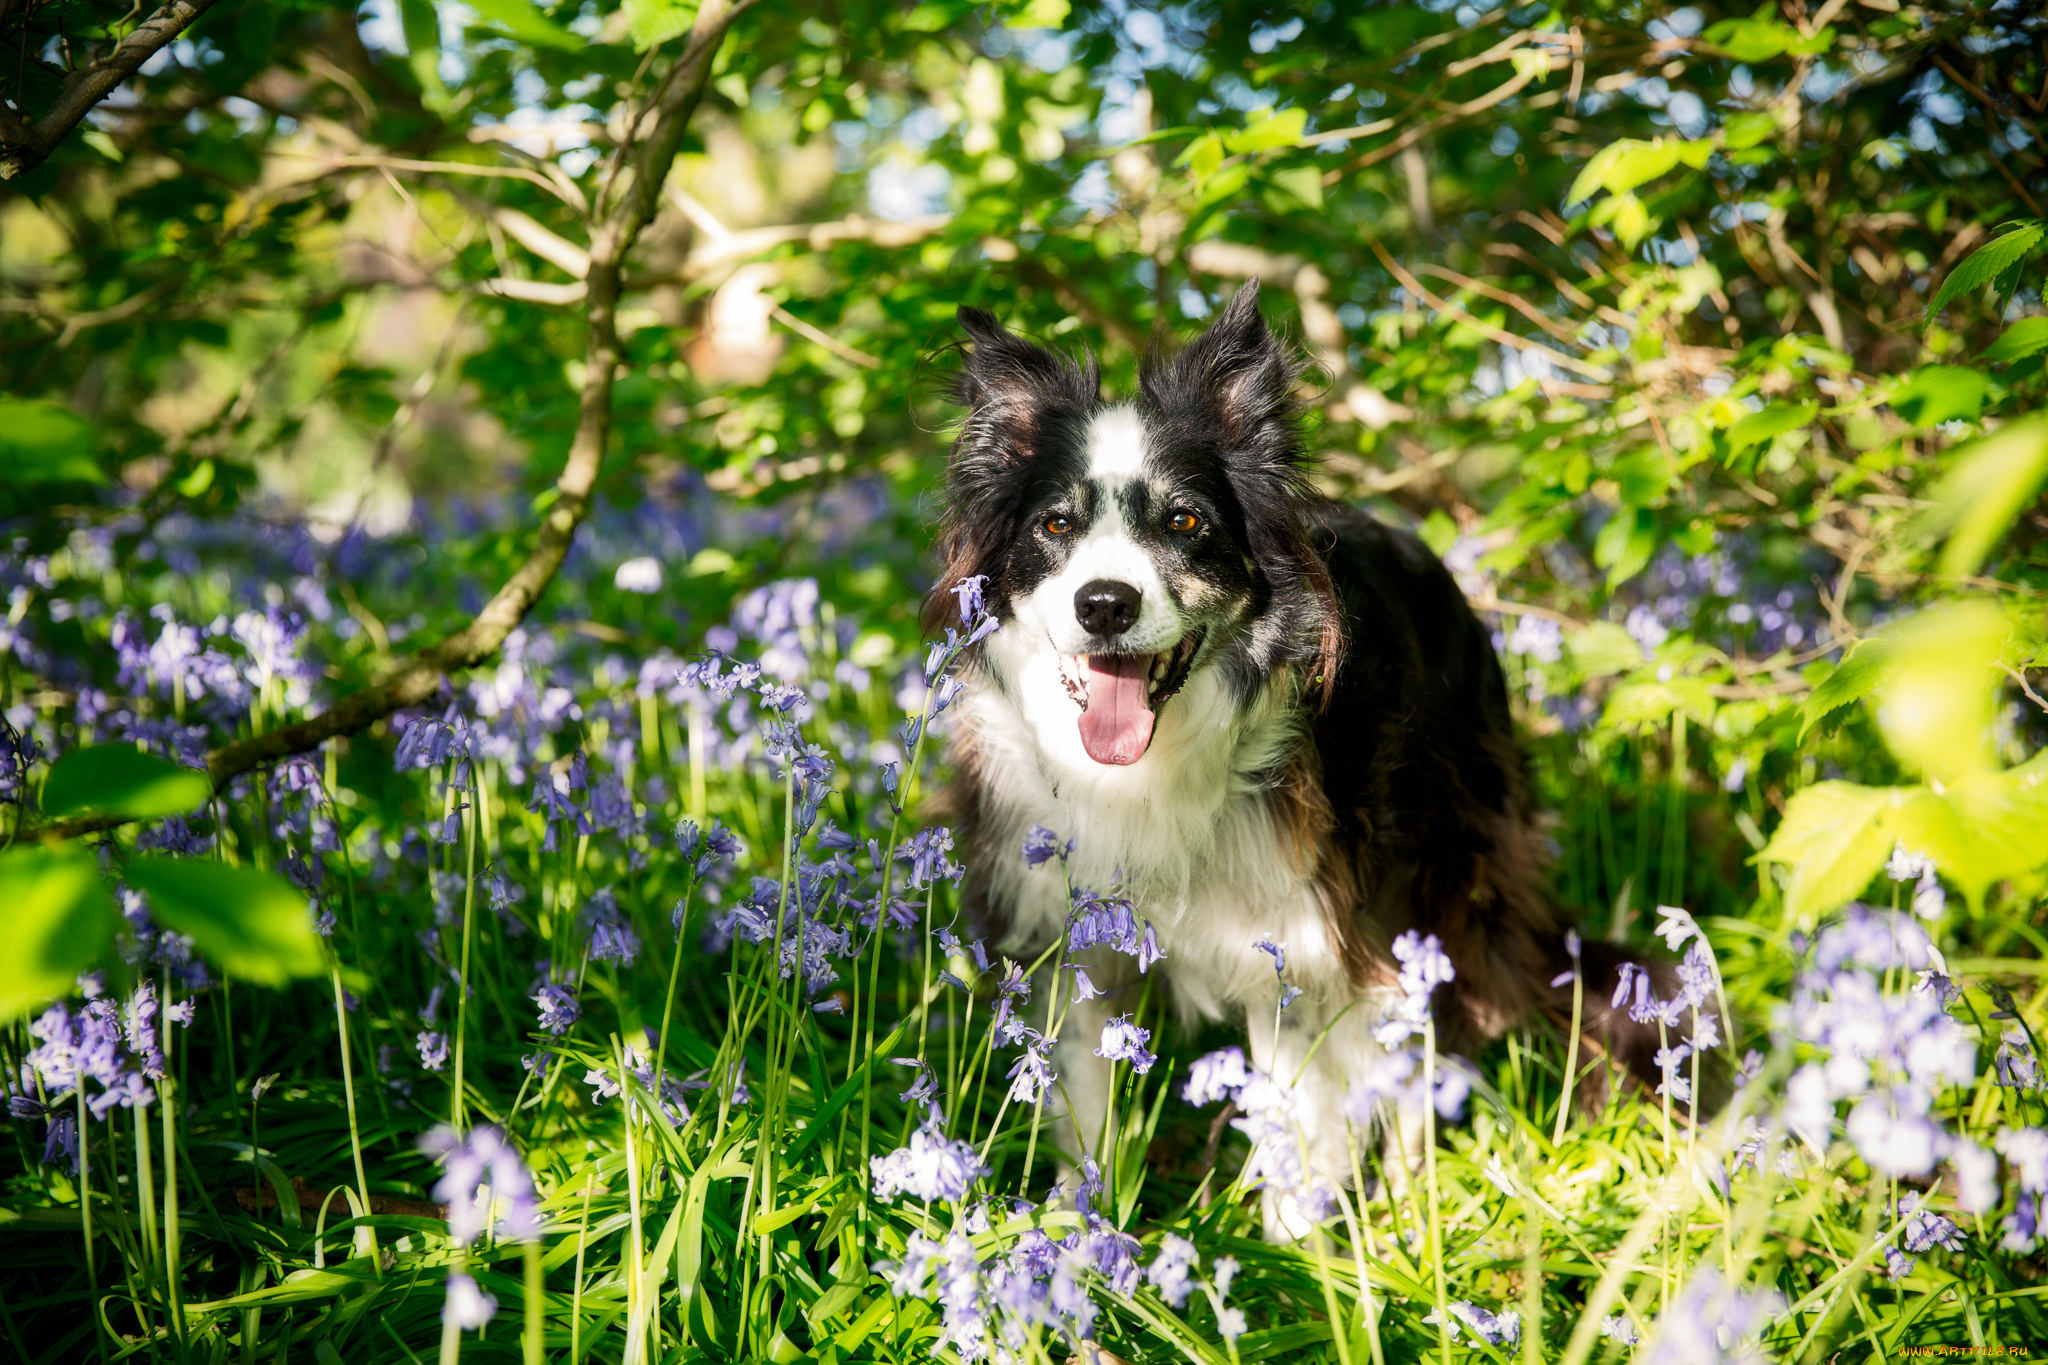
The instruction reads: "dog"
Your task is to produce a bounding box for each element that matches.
[928,280,1663,1238]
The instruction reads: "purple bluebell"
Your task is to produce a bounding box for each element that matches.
[901,826,962,889]
[1183,1047,1249,1107]
[869,1112,988,1202]
[419,1123,545,1244]
[1006,1037,1057,1106]
[1551,928,1583,987]
[1145,1234,1199,1308]
[1654,904,1701,953]
[418,1031,450,1071]
[442,1271,497,1330]
[1022,824,1072,867]
[1898,1193,1966,1253]
[1096,1017,1155,1074]
[533,984,580,1036]
[950,575,989,624]
[1639,1268,1785,1364]
[1426,1302,1521,1347]
[584,889,641,967]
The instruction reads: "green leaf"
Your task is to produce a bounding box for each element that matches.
[465,0,581,50]
[1985,317,2048,366]
[41,745,211,821]
[1703,17,1833,62]
[1799,644,1888,741]
[1593,506,1656,589]
[1611,447,1674,506]
[124,858,326,985]
[1868,600,2007,782]
[1758,781,1904,921]
[1722,110,1779,151]
[1913,413,2048,576]
[1179,132,1223,177]
[1264,163,1324,211]
[1007,0,1070,27]
[1568,138,1692,204]
[0,847,120,1022]
[1566,621,1645,679]
[1924,219,2047,320]
[1910,768,2048,912]
[0,399,106,485]
[1888,365,1990,428]
[1725,402,1817,453]
[1602,678,1716,732]
[1224,106,1308,155]
[623,0,694,48]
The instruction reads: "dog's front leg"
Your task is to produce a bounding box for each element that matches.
[1245,994,1351,1242]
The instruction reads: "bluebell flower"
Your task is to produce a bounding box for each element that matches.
[1136,923,1165,973]
[1551,927,1584,987]
[533,984,580,1036]
[1654,904,1700,952]
[1006,1037,1057,1106]
[584,889,641,967]
[758,682,806,713]
[893,1057,939,1110]
[1145,1234,1199,1308]
[442,1271,497,1331]
[950,575,989,624]
[419,1123,545,1244]
[417,1031,450,1071]
[869,1112,989,1202]
[1022,823,1072,866]
[1898,1193,1966,1253]
[1639,1268,1784,1364]
[1183,1047,1249,1106]
[697,822,743,877]
[1393,930,1454,1001]
[1096,1016,1155,1073]
[901,826,963,889]
[1426,1301,1521,1347]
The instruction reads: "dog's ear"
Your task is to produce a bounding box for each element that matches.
[950,306,1100,463]
[1143,277,1302,460]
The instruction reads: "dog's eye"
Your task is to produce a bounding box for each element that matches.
[1169,510,1201,534]
[1044,515,1072,536]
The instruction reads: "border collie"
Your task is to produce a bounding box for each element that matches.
[928,281,1659,1238]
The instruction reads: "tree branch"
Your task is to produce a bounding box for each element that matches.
[38,0,759,842]
[1,0,223,180]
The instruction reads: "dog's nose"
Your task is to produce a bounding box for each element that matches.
[1074,580,1141,637]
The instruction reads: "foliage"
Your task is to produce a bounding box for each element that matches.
[2,0,2046,1361]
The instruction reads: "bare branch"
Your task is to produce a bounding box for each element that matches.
[37,0,762,843]
[1,0,223,180]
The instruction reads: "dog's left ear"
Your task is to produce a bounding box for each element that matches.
[1144,278,1302,457]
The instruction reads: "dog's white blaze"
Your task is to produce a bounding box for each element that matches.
[1083,404,1148,481]
[1016,491,1183,656]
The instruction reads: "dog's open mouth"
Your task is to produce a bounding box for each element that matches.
[1057,629,1203,766]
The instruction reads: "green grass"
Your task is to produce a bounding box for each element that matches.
[1,579,2043,1365]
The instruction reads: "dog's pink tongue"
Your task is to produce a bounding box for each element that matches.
[1077,655,1155,765]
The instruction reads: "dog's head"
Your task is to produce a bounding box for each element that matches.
[931,280,1340,768]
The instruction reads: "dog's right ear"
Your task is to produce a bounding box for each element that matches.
[950,307,1100,462]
